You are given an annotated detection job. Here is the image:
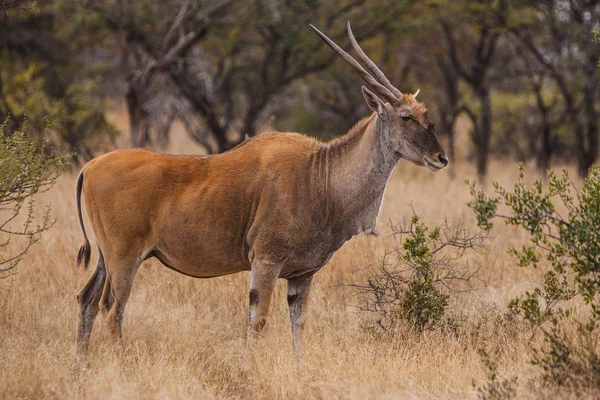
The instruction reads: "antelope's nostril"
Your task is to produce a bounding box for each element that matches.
[438,154,449,166]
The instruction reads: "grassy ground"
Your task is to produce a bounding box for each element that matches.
[0,117,588,398]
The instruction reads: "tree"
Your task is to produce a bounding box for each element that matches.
[514,0,600,177]
[433,54,461,171]
[0,0,117,162]
[438,0,508,180]
[519,54,561,174]
[81,0,410,152]
[79,0,231,148]
[0,120,68,278]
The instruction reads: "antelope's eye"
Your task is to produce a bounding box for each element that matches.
[401,115,411,121]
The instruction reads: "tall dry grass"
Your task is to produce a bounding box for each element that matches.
[0,117,585,398]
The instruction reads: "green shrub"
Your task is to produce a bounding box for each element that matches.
[0,119,68,278]
[468,165,600,392]
[473,348,518,400]
[351,212,487,333]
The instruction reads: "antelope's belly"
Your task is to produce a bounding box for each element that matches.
[151,223,250,278]
[152,245,250,278]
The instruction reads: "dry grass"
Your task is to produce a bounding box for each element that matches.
[0,120,587,398]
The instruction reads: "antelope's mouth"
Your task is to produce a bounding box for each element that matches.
[423,157,445,172]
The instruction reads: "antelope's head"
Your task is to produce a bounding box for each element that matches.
[310,22,448,172]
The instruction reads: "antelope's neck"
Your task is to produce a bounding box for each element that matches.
[324,114,398,235]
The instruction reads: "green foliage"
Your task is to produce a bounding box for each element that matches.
[0,119,69,278]
[0,58,51,134]
[0,5,117,161]
[468,179,499,232]
[352,212,486,333]
[474,349,518,400]
[490,92,531,155]
[468,165,600,390]
[489,89,569,161]
[398,216,449,330]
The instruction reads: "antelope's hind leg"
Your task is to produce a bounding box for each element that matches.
[287,276,314,365]
[101,253,141,342]
[76,249,107,355]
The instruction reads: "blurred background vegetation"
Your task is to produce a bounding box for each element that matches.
[1,0,599,179]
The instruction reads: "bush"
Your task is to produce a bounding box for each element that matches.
[0,119,68,278]
[473,348,518,400]
[349,212,487,333]
[468,165,600,392]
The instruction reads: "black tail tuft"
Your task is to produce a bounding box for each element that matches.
[77,240,91,269]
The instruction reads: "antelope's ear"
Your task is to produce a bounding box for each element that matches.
[361,86,384,116]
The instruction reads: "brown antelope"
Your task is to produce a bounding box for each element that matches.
[74,22,448,367]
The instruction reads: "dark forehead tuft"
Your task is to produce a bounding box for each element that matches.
[395,94,427,111]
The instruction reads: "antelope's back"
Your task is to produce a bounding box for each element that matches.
[80,135,324,274]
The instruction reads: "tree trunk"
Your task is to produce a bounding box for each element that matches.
[573,112,598,179]
[441,114,456,177]
[241,111,259,143]
[214,129,228,153]
[578,127,598,178]
[536,123,551,175]
[533,83,552,175]
[448,127,455,177]
[126,85,150,148]
[585,118,598,177]
[579,74,599,177]
[476,89,492,181]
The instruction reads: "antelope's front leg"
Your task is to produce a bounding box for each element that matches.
[243,260,279,374]
[287,276,314,366]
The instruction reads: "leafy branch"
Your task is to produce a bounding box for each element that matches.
[344,212,488,333]
[0,118,69,278]
[468,164,600,390]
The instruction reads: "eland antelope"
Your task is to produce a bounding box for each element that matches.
[75,22,448,366]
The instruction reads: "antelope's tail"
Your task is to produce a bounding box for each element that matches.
[76,170,91,269]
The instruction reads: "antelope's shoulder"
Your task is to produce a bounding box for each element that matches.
[239,131,323,157]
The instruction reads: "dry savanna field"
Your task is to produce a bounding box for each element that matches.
[0,114,591,399]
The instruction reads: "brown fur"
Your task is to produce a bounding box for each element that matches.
[74,26,448,368]
[74,100,446,363]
